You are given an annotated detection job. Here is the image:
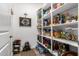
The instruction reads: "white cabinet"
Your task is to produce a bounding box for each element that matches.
[0,32,10,49]
[0,32,11,56]
[0,42,11,56]
[0,4,12,56]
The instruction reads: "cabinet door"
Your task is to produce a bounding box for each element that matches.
[0,42,11,56]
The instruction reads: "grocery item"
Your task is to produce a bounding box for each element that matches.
[44,19,51,26]
[60,14,65,23]
[66,32,77,41]
[60,31,66,39]
[62,51,77,56]
[53,41,59,51]
[53,16,59,24]
[53,3,64,9]
[53,13,66,24]
[53,31,61,38]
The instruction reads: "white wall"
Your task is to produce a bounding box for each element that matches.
[0,3,12,31]
[12,3,43,50]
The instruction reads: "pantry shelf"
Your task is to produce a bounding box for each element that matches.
[37,27,42,29]
[38,34,52,39]
[37,3,78,56]
[43,3,51,10]
[52,21,78,27]
[52,51,58,56]
[43,3,51,19]
[37,41,52,54]
[43,25,51,28]
[53,37,78,47]
[52,3,78,16]
[37,41,59,56]
[42,35,52,39]
[37,34,43,37]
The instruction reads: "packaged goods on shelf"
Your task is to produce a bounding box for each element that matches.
[53,3,64,10]
[43,37,51,49]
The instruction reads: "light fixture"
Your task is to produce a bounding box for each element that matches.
[24,13,28,18]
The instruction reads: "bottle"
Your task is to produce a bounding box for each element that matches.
[56,14,60,24]
[61,14,65,23]
[44,19,48,26]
